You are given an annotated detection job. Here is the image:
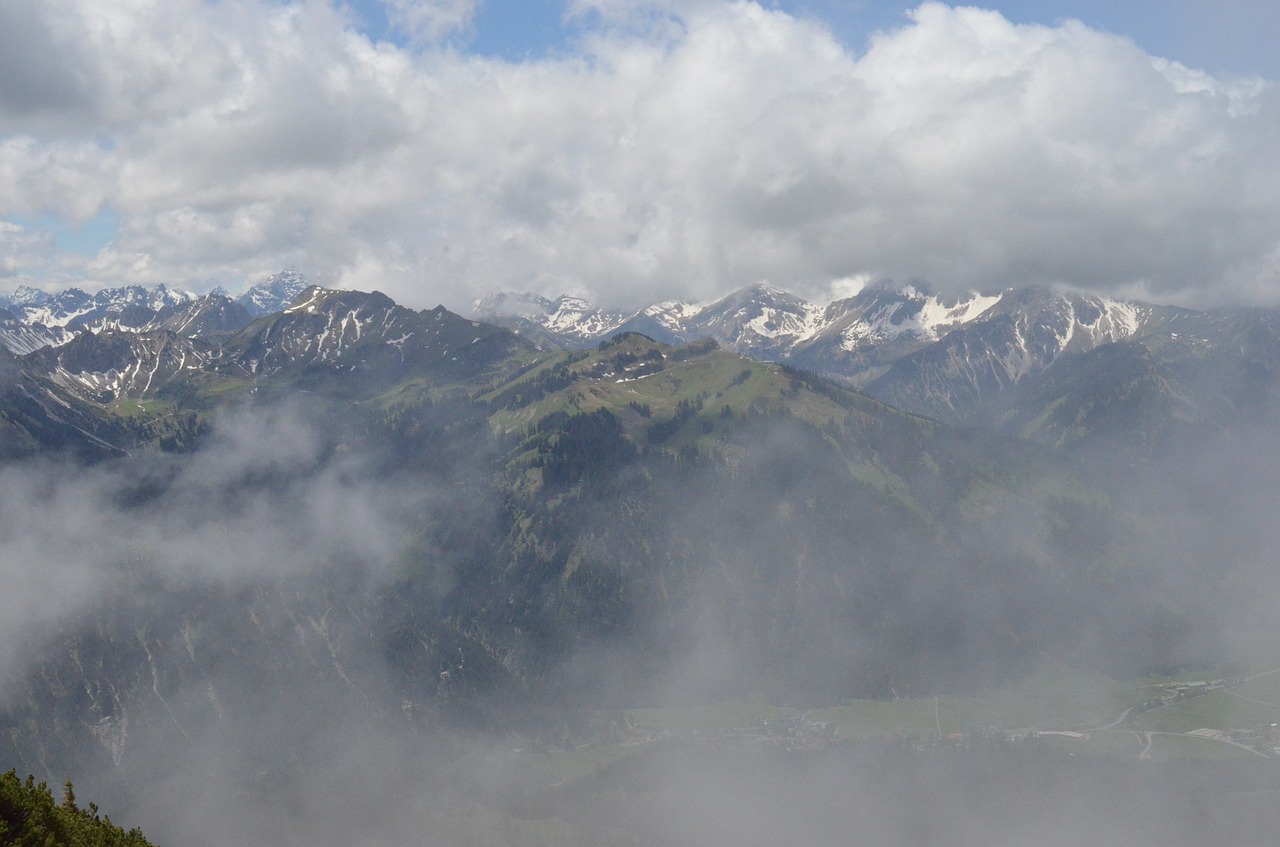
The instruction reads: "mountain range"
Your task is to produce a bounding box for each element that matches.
[3,271,1277,462]
[2,269,1275,846]
[0,267,309,352]
[476,281,1280,456]
[472,282,1144,367]
[0,273,1261,679]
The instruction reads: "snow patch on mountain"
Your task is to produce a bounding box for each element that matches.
[36,331,214,403]
[743,301,827,341]
[0,312,77,355]
[474,292,626,342]
[642,300,702,331]
[240,268,311,317]
[0,271,316,354]
[1097,298,1141,337]
[477,283,1005,356]
[542,297,626,339]
[284,287,346,316]
[4,285,195,329]
[839,291,1002,350]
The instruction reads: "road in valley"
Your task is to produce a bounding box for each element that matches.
[1042,670,1280,760]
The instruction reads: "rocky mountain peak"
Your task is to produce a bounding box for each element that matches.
[7,285,52,307]
[239,268,312,316]
[472,291,555,319]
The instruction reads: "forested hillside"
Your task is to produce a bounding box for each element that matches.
[0,772,152,847]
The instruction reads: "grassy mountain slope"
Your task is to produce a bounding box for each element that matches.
[0,295,1243,790]
[366,332,1179,707]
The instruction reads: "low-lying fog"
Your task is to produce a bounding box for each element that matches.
[3,399,1280,846]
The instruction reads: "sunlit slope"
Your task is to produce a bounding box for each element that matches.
[473,331,1074,520]
[371,331,1153,705]
[0,344,199,459]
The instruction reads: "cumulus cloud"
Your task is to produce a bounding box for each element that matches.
[0,3,98,123]
[0,222,54,279]
[382,0,483,43]
[0,1,1277,309]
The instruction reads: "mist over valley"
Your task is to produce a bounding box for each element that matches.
[0,277,1278,845]
[6,0,1280,841]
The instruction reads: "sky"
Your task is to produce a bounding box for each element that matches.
[1,0,1278,311]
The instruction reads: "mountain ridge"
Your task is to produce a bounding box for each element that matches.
[1,273,1272,846]
[4,274,1280,462]
[473,282,1280,454]
[0,268,315,355]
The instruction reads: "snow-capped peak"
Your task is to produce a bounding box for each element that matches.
[472,291,555,319]
[283,286,349,315]
[239,268,312,317]
[642,300,704,332]
[472,291,627,342]
[837,289,1004,349]
[8,285,52,307]
[542,296,626,339]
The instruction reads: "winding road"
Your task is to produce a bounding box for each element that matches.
[1053,670,1280,760]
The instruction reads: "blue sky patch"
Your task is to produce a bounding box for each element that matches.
[12,208,119,258]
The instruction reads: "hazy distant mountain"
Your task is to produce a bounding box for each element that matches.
[216,287,537,395]
[474,282,1280,457]
[0,306,77,354]
[0,283,199,332]
[0,313,1126,774]
[141,291,254,337]
[846,285,1158,421]
[472,291,631,348]
[474,282,1155,383]
[236,267,311,316]
[4,274,1274,459]
[0,269,313,355]
[2,278,1275,847]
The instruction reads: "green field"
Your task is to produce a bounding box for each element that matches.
[625,701,789,733]
[619,664,1144,740]
[538,662,1280,774]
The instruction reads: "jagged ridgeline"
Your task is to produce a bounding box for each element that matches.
[0,279,1267,831]
[5,274,1280,460]
[476,282,1280,460]
[0,282,537,458]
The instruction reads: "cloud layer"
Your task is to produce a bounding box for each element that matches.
[1,1,1277,309]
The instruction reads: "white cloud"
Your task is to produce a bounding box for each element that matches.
[0,1,1278,309]
[381,0,483,43]
[0,221,54,279]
